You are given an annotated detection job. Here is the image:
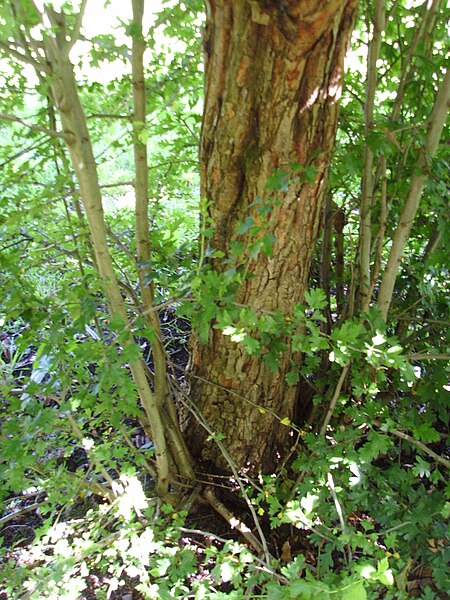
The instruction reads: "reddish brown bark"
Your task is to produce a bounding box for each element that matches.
[186,0,358,471]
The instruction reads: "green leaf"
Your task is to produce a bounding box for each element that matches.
[341,581,367,600]
[242,336,261,355]
[267,169,289,191]
[261,233,276,257]
[288,579,320,599]
[237,216,254,235]
[412,457,431,478]
[378,570,394,587]
[302,166,318,184]
[120,343,141,364]
[413,423,440,443]
[286,370,299,385]
[304,288,327,310]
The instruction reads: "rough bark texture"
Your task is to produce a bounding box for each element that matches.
[186,0,358,472]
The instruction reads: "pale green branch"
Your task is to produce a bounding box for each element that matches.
[66,0,89,56]
[378,67,450,319]
[0,111,71,141]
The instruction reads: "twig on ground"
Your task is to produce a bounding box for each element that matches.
[0,502,47,527]
[203,487,264,555]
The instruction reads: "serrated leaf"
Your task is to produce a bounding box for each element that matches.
[412,457,430,478]
[243,336,261,355]
[304,288,327,310]
[413,423,440,443]
[286,370,299,385]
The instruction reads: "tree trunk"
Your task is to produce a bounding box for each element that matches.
[185,0,358,472]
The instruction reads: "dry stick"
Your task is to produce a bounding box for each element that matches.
[177,527,290,585]
[118,424,157,479]
[320,363,350,436]
[377,67,450,320]
[30,462,115,501]
[0,502,47,527]
[373,421,450,470]
[358,0,386,309]
[203,487,264,555]
[172,364,335,546]
[186,369,301,438]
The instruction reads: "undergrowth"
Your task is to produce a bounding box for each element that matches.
[1,285,448,598]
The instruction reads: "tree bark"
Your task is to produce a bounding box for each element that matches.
[186,0,358,471]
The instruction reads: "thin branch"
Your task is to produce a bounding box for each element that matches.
[320,363,350,436]
[51,394,117,492]
[87,113,132,120]
[0,40,47,72]
[406,353,450,361]
[203,487,264,555]
[398,317,450,325]
[0,111,72,141]
[0,136,48,169]
[100,180,134,189]
[130,0,194,485]
[373,421,450,470]
[0,502,47,527]
[178,115,200,143]
[365,154,387,308]
[118,424,157,479]
[11,0,48,68]
[390,0,441,122]
[105,225,136,263]
[327,472,351,564]
[358,0,386,309]
[65,0,89,56]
